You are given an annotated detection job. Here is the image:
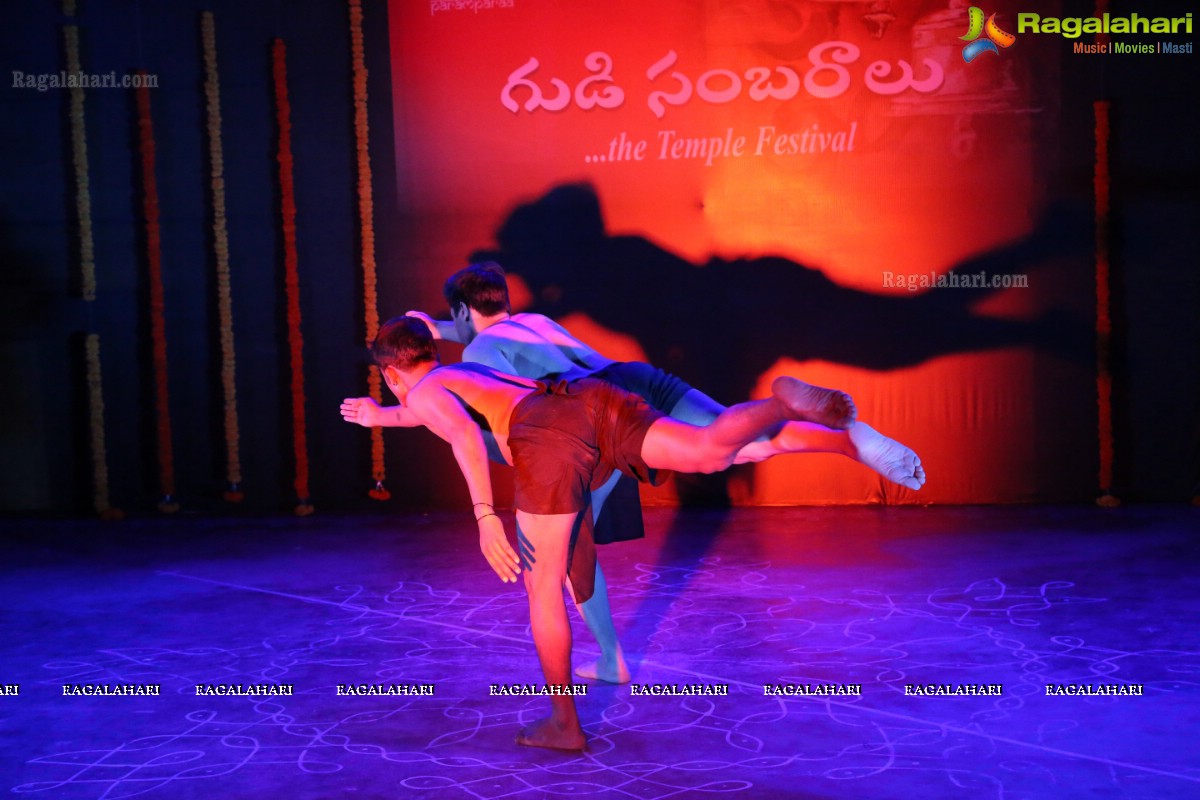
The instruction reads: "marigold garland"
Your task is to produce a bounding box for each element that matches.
[273,39,314,517]
[85,335,123,520]
[348,0,390,501]
[64,25,96,302]
[202,12,244,503]
[1093,100,1119,509]
[135,80,179,514]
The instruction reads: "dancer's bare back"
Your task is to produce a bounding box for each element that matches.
[402,364,540,466]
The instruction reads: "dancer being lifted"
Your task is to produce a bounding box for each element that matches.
[344,263,925,684]
[346,315,863,751]
[408,263,923,487]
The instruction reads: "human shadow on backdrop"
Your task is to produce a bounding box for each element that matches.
[472,183,1094,501]
[468,183,1092,669]
[472,183,1090,404]
[469,182,1091,502]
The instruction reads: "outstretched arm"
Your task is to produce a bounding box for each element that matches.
[409,383,522,584]
[405,310,462,343]
[340,396,422,428]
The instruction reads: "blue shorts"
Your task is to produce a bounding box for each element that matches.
[591,361,694,414]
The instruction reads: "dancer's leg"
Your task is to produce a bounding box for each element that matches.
[733,420,924,489]
[669,380,921,488]
[515,511,586,751]
[569,561,630,683]
[735,421,848,463]
[667,389,724,425]
[673,378,854,433]
[844,421,925,489]
[672,381,855,432]
[770,376,856,429]
[642,378,853,473]
[565,473,631,683]
[567,384,727,682]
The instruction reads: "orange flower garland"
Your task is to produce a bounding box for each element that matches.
[273,39,314,517]
[202,12,244,503]
[135,79,179,513]
[348,0,389,501]
[1093,100,1119,508]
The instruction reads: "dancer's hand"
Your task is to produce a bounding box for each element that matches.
[478,513,520,583]
[404,310,441,340]
[340,396,384,427]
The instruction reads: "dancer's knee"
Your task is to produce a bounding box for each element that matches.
[688,440,736,474]
[522,561,564,597]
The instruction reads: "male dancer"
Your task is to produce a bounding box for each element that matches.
[346,315,858,751]
[413,263,923,482]
[348,263,925,684]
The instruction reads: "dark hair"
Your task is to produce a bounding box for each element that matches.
[443,261,510,317]
[371,316,438,371]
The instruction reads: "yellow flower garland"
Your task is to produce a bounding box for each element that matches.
[64,25,96,302]
[85,335,122,520]
[64,10,116,518]
[202,12,244,503]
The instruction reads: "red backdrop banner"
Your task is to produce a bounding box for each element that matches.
[387,0,1091,505]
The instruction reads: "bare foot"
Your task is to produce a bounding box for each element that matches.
[772,377,857,430]
[574,650,631,684]
[516,716,586,752]
[849,421,926,490]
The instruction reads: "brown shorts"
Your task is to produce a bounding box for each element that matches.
[508,378,669,602]
[589,361,695,545]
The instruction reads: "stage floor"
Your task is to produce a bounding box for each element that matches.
[1,505,1197,799]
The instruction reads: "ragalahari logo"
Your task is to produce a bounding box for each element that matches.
[961,7,1016,62]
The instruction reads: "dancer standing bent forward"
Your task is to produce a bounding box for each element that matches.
[355,316,858,751]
